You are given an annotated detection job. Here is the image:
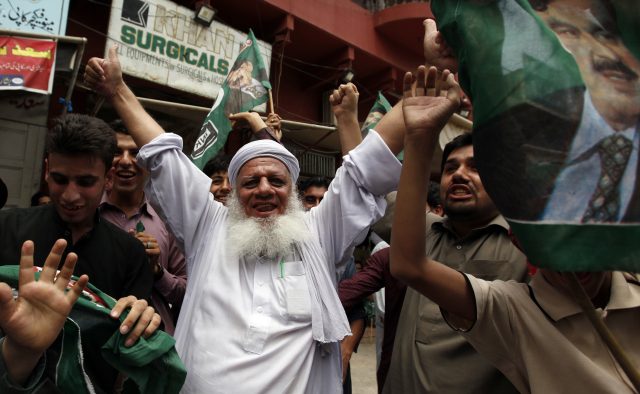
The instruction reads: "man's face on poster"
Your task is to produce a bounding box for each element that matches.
[537,0,640,130]
[363,111,384,130]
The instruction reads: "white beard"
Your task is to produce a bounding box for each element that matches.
[226,190,311,259]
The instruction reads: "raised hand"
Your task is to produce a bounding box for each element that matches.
[402,66,461,138]
[329,83,359,120]
[0,240,88,384]
[228,111,268,133]
[423,19,459,73]
[266,113,283,141]
[84,44,124,98]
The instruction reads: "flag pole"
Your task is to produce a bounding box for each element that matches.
[268,89,275,114]
[566,273,640,391]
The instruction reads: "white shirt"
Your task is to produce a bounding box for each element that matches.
[138,130,401,393]
[543,93,639,222]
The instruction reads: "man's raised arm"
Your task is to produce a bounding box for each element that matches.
[84,45,164,147]
[329,83,363,156]
[390,66,475,323]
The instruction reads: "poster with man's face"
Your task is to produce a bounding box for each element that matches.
[432,0,640,271]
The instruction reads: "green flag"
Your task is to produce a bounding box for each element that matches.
[361,91,404,159]
[361,91,392,138]
[191,29,272,169]
[432,0,640,271]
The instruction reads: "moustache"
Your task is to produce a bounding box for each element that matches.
[593,57,638,80]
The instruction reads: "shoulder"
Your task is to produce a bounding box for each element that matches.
[467,275,530,309]
[0,205,48,221]
[0,205,57,237]
[97,219,144,252]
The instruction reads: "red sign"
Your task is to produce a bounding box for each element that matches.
[0,36,57,94]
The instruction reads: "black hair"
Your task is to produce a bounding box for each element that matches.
[427,181,441,208]
[297,177,330,195]
[46,114,116,172]
[441,133,473,172]
[30,191,49,207]
[203,154,232,177]
[109,119,129,135]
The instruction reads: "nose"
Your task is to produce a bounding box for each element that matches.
[451,165,469,182]
[61,182,81,204]
[220,178,231,192]
[587,33,618,60]
[256,177,273,197]
[119,150,134,167]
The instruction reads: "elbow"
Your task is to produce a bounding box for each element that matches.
[389,250,416,283]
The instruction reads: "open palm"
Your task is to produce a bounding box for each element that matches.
[402,66,461,138]
[0,240,88,355]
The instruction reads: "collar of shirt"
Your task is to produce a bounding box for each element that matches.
[530,271,640,321]
[433,214,510,239]
[567,92,637,163]
[99,192,154,219]
[50,204,102,243]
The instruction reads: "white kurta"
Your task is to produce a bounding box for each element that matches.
[138,130,401,393]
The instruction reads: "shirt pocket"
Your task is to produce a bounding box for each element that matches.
[273,260,312,322]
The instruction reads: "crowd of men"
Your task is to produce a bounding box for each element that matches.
[0,0,638,392]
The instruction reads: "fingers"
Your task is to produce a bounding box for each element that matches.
[120,300,155,347]
[54,252,78,292]
[142,313,162,339]
[417,65,428,97]
[108,44,119,62]
[338,83,358,97]
[113,297,150,333]
[227,112,251,120]
[445,72,462,106]
[0,282,17,321]
[18,241,36,287]
[65,274,89,305]
[436,69,449,97]
[402,71,415,99]
[110,295,138,320]
[330,83,358,107]
[329,89,341,106]
[424,18,438,36]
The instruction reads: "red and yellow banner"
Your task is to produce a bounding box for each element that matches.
[0,36,56,94]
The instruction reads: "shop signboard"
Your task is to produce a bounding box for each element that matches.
[106,0,272,99]
[0,36,56,94]
[0,0,70,35]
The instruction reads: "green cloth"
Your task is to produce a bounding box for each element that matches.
[0,265,186,393]
[431,0,640,272]
[191,29,272,169]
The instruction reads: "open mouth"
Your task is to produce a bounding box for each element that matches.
[254,203,277,213]
[61,205,83,215]
[447,184,473,200]
[116,170,137,180]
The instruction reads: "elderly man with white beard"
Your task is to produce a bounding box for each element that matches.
[84,46,417,393]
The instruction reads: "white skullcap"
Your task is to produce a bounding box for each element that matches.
[228,140,300,186]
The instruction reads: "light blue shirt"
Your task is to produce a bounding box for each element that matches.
[543,93,639,222]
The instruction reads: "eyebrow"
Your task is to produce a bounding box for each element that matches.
[50,172,98,180]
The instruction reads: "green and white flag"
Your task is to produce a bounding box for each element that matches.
[191,29,271,169]
[432,0,640,271]
[361,91,404,160]
[361,91,392,138]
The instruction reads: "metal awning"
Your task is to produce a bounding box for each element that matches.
[136,97,341,153]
